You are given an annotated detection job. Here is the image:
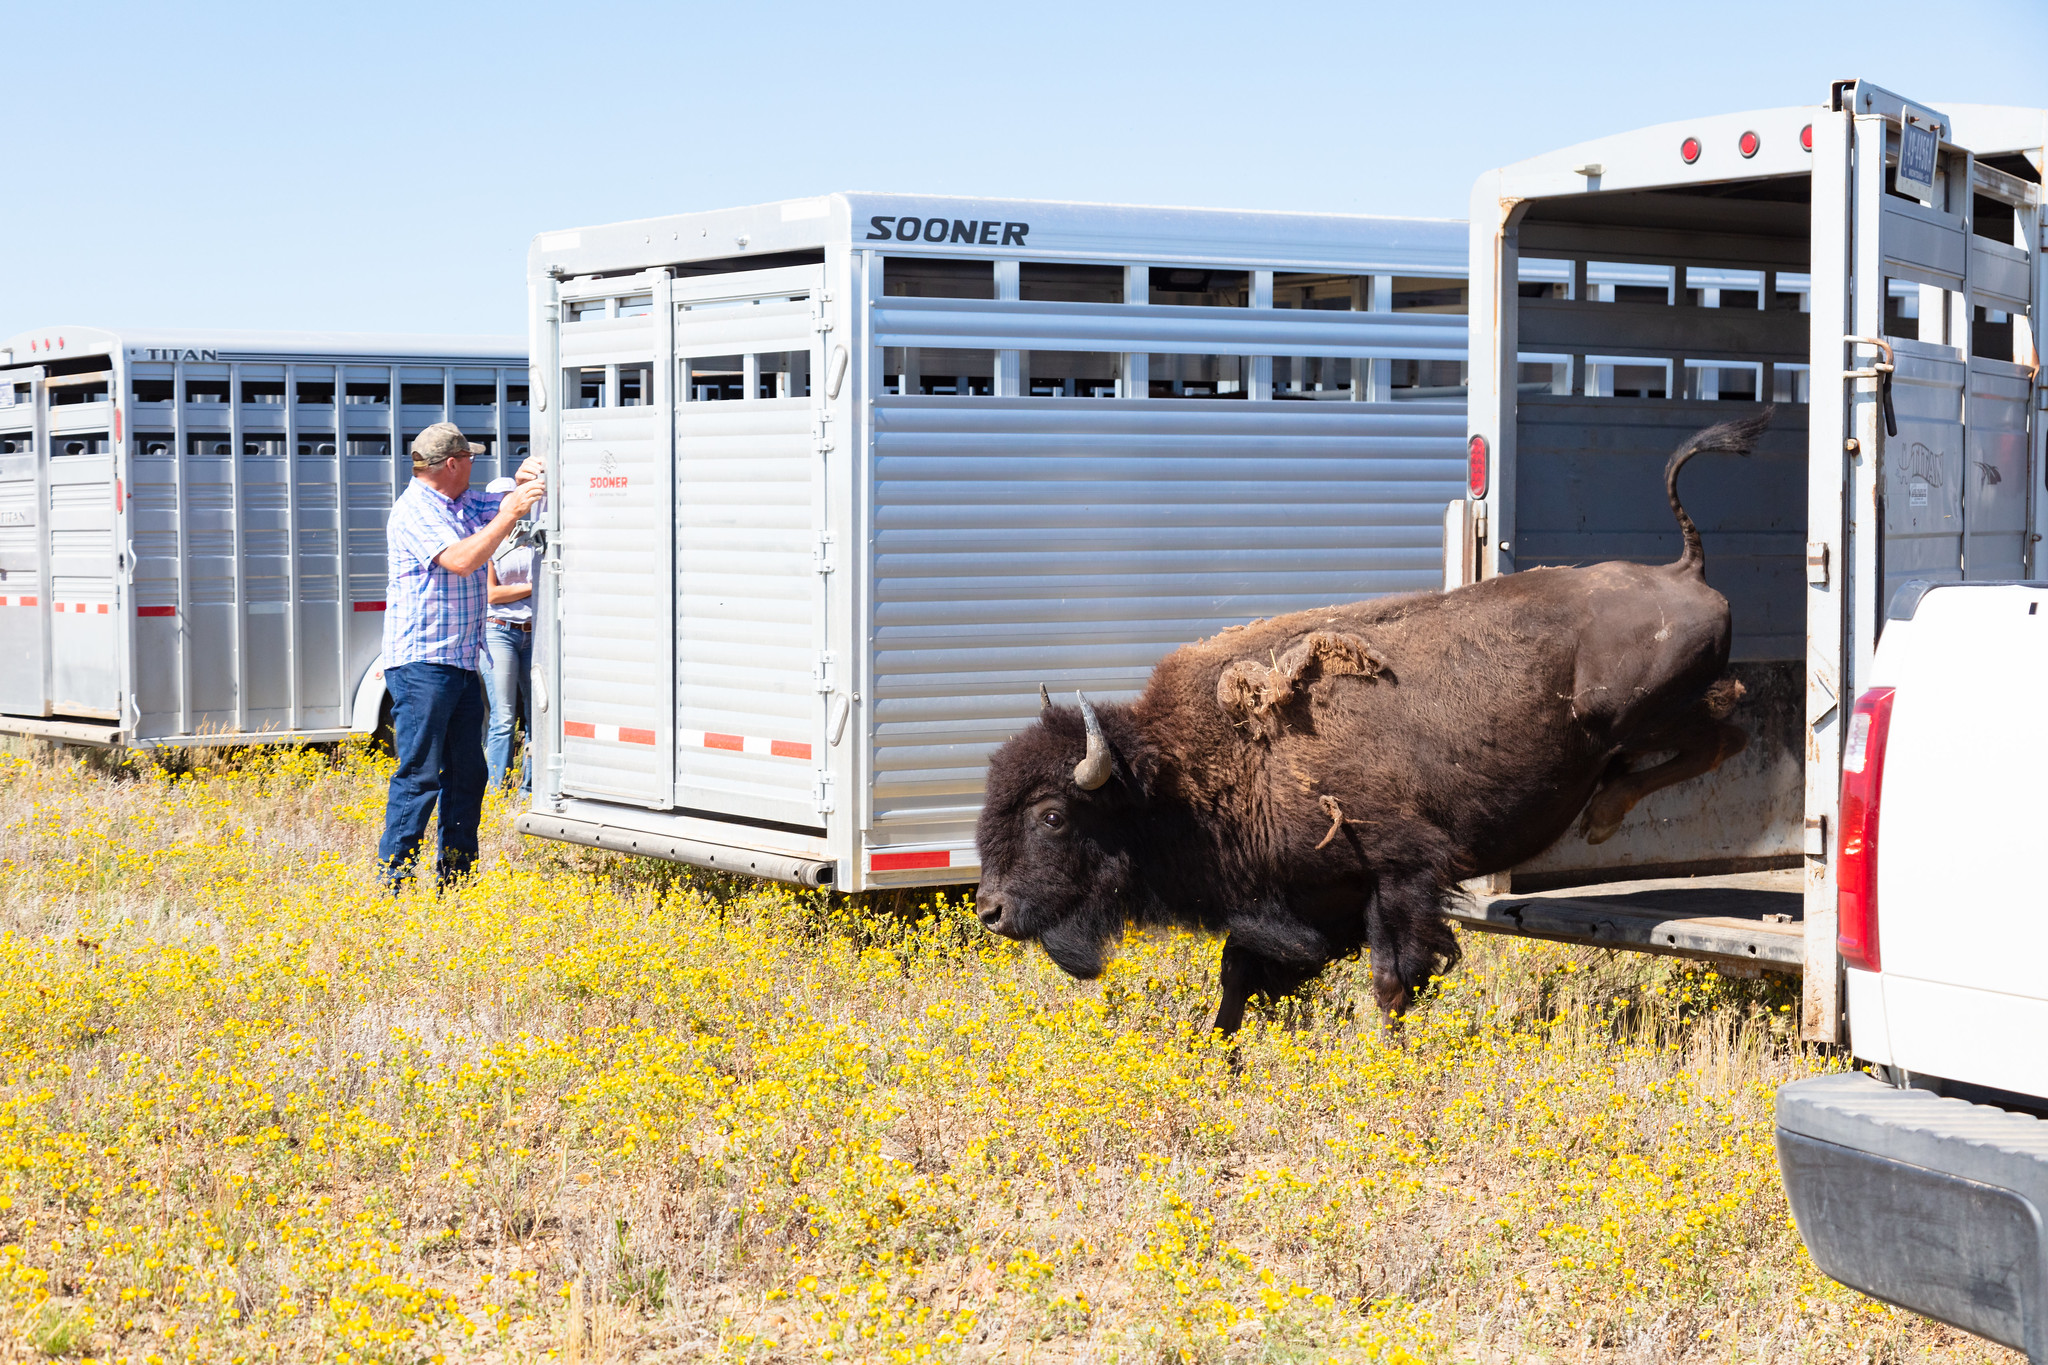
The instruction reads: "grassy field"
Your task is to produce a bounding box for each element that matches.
[0,741,2015,1364]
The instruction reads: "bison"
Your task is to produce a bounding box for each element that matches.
[973,411,1769,1033]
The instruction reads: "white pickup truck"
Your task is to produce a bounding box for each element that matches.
[1777,581,2048,1360]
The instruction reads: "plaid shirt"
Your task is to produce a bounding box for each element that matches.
[381,480,500,670]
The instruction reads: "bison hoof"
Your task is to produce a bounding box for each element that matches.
[1582,815,1622,845]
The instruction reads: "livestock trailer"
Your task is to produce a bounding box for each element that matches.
[0,329,529,747]
[517,193,1473,889]
[1459,83,2048,1040]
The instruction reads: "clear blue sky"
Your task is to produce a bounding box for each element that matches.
[7,0,2045,341]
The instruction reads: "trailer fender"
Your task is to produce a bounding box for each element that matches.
[350,660,390,736]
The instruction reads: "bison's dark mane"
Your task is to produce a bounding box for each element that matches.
[979,699,1461,1000]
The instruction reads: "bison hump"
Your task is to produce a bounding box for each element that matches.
[1216,631,1391,735]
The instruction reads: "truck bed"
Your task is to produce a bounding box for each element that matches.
[1450,868,1805,973]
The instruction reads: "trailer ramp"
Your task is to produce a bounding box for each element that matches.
[1451,868,1805,974]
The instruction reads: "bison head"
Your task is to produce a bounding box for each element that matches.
[974,693,1161,979]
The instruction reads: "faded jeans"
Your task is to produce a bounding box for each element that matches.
[376,662,488,890]
[480,620,532,793]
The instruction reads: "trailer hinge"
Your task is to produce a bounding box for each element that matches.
[813,531,835,575]
[814,412,834,453]
[1805,541,1830,586]
[814,649,836,693]
[814,770,836,815]
[813,298,834,333]
[1804,815,1827,857]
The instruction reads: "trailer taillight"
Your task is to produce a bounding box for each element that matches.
[1800,124,1813,152]
[1739,131,1760,158]
[1680,137,1701,164]
[1467,435,1488,498]
[1837,686,1897,972]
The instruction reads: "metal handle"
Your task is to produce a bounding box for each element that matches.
[1844,335,1899,438]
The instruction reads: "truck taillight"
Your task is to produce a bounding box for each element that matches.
[1837,686,1897,971]
[1467,435,1489,497]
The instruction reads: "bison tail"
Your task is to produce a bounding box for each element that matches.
[1665,407,1774,574]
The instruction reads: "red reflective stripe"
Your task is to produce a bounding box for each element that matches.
[352,601,385,612]
[564,721,596,738]
[18,596,35,607]
[136,606,175,618]
[872,850,950,872]
[703,732,743,751]
[619,726,657,745]
[770,739,812,759]
[96,603,108,614]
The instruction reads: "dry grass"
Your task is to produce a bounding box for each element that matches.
[0,737,2017,1364]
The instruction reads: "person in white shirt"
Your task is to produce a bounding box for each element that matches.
[480,475,537,795]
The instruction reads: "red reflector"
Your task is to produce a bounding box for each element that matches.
[564,721,596,738]
[1837,686,1897,972]
[770,739,813,759]
[703,732,743,751]
[872,850,950,871]
[352,600,385,612]
[1800,123,1813,152]
[137,606,175,617]
[1467,435,1489,498]
[618,726,657,745]
[1738,130,1760,159]
[1680,136,1701,164]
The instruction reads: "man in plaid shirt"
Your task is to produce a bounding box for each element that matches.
[377,422,546,889]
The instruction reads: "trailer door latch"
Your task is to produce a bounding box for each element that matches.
[1805,541,1829,586]
[814,649,836,693]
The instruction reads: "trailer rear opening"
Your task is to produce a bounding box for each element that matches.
[1462,85,2046,1040]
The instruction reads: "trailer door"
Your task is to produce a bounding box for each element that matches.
[1817,89,2031,779]
[0,369,47,717]
[671,266,829,829]
[1806,85,2037,1038]
[47,411,121,719]
[554,272,678,807]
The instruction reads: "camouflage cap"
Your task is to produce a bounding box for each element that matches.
[410,422,485,468]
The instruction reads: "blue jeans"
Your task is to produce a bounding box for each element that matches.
[377,662,488,890]
[480,621,532,793]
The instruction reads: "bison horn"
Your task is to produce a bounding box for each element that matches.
[1039,683,1052,713]
[1073,692,1112,790]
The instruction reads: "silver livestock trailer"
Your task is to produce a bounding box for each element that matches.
[1458,83,2048,1039]
[517,193,1471,890]
[0,328,529,748]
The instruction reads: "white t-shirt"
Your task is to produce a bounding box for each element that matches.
[489,542,535,624]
